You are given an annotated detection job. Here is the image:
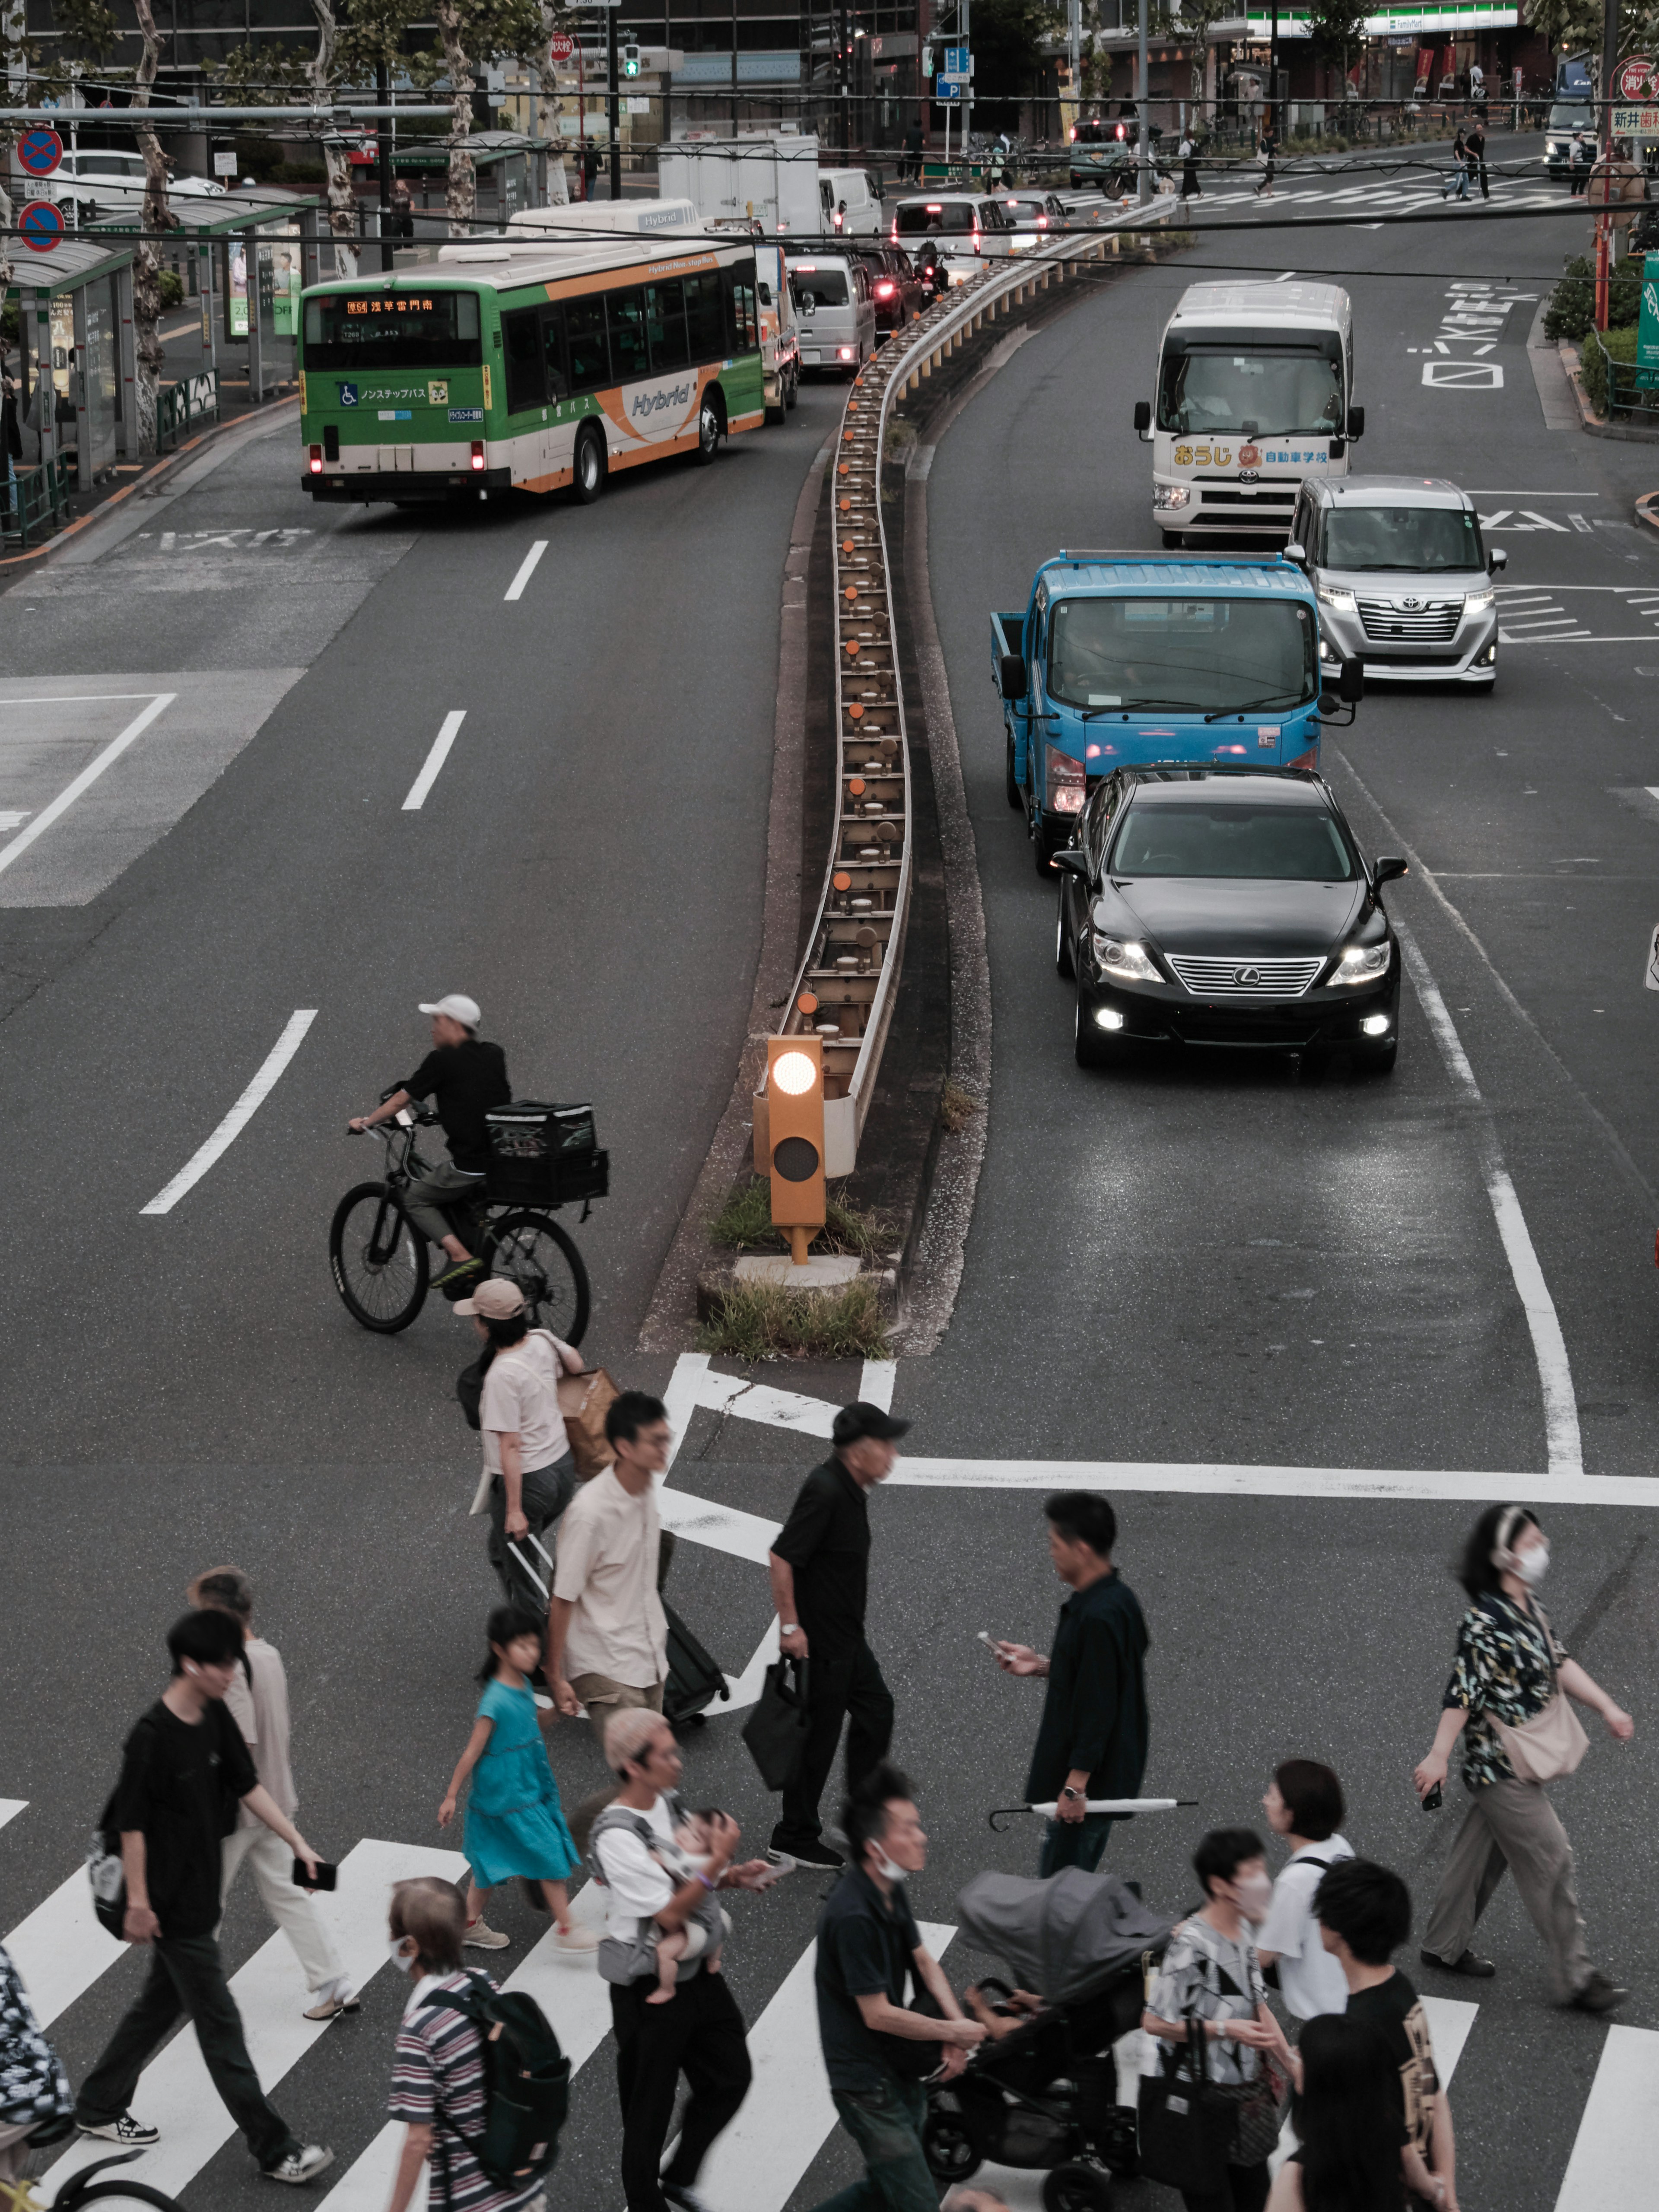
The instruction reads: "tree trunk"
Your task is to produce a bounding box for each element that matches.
[308,0,360,277]
[434,0,477,233]
[130,0,173,454]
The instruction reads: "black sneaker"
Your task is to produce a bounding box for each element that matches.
[1567,1971,1627,2015]
[771,1838,843,1870]
[1420,1947,1495,1979]
[79,2113,160,2147]
[432,1255,485,1292]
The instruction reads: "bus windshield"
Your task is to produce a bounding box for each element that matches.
[1158,343,1343,437]
[1047,595,1316,715]
[302,289,482,369]
[1111,802,1357,881]
[1322,503,1483,572]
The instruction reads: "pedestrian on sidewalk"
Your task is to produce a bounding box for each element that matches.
[1179,134,1201,199]
[390,178,415,241]
[186,1566,356,2022]
[1314,1860,1458,2209]
[582,140,601,202]
[765,1401,908,1870]
[591,1710,773,2212]
[74,1609,333,2185]
[990,1492,1149,1876]
[1264,2013,1416,2212]
[348,993,509,1295]
[807,1762,985,2212]
[1466,120,1489,198]
[454,1278,580,1612]
[383,1875,547,2212]
[0,1941,74,2185]
[1413,1503,1632,2012]
[438,1604,595,1957]
[1255,1759,1354,2023]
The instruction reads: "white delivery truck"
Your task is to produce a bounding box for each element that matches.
[1131,281,1364,548]
[508,198,699,235]
[658,134,884,235]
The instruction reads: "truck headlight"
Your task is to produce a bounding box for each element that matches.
[1464,588,1495,613]
[1154,484,1191,510]
[1092,934,1160,981]
[1332,941,1392,987]
[1318,583,1357,613]
[1046,745,1086,814]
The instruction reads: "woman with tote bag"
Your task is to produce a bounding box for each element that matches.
[1414,1504,1633,2012]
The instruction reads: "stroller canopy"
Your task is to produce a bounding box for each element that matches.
[956,1869,1175,2009]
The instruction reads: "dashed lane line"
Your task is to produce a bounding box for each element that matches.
[401,710,467,811]
[0,692,175,882]
[139,1010,318,1216]
[503,539,549,602]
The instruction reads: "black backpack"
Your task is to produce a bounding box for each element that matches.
[422,1972,570,2190]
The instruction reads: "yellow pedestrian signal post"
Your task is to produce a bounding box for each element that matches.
[760,1036,826,1265]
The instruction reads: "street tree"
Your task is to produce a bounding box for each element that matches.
[1305,0,1369,89]
[126,0,176,453]
[398,0,544,231]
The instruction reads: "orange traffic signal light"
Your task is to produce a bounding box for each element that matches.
[763,1035,826,1266]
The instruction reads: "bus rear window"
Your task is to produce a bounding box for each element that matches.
[893,203,975,235]
[302,290,482,369]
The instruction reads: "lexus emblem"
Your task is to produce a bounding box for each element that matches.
[1236,966,1262,986]
[1401,595,1422,610]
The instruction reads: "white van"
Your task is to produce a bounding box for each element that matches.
[888,192,1016,282]
[820,168,885,236]
[788,252,877,375]
[1132,280,1363,547]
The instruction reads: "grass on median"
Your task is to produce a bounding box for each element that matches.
[697,1277,890,1361]
[712,1176,892,1260]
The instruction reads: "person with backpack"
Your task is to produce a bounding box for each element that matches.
[454,1278,581,1612]
[1255,1759,1354,2023]
[437,1605,595,1957]
[384,1875,563,2212]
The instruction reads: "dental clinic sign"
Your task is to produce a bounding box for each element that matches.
[1638,254,1659,389]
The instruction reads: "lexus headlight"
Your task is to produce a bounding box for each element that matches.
[1464,588,1494,613]
[1332,941,1392,987]
[1093,934,1160,981]
[1154,484,1191,510]
[1318,583,1357,613]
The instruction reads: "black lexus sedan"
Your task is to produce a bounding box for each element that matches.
[1055,767,1406,1072]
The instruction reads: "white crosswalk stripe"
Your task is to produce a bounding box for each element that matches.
[1553,2024,1659,2212]
[4,1866,125,2032]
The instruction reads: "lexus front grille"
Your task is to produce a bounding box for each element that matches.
[1166,954,1327,996]
[1357,596,1461,643]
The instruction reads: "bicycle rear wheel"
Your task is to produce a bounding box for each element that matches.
[330,1182,428,1332]
[485,1212,590,1345]
[64,2185,187,2211]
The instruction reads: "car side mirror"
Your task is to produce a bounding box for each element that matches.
[1054,849,1088,879]
[1374,855,1409,884]
[1132,399,1151,434]
[1339,658,1364,703]
[1283,540,1307,566]
[1000,653,1028,702]
[1347,404,1365,438]
[1488,546,1508,572]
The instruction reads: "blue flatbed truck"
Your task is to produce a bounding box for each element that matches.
[992,550,1362,871]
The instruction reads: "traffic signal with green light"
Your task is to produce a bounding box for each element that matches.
[622,39,641,76]
[760,1035,826,1265]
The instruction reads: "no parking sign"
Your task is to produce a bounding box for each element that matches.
[17,127,63,177]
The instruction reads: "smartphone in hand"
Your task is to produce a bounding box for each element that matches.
[293,1859,338,1891]
[1420,1783,1443,1813]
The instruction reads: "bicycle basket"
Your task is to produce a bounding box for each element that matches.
[485,1101,609,1208]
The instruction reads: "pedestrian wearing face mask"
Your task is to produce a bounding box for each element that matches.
[1414,1504,1634,2013]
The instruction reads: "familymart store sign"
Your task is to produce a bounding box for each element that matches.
[1243,3,1516,33]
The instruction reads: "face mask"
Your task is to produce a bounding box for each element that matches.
[1513,1541,1550,1588]
[387,1937,418,1976]
[1233,1872,1274,1922]
[874,1850,908,1883]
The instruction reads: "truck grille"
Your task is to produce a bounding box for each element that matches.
[1198,488,1297,508]
[1166,954,1327,996]
[1358,596,1461,642]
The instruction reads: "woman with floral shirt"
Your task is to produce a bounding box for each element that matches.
[1413,1504,1634,2012]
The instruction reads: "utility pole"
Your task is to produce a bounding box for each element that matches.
[840,0,851,156]
[1137,0,1150,203]
[1602,0,1619,135]
[732,0,740,133]
[607,7,620,198]
[375,60,394,272]
[1068,0,1081,126]
[963,0,972,162]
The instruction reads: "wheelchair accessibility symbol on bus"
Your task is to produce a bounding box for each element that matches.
[339,382,359,407]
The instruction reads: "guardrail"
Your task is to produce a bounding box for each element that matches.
[1,453,73,550]
[157,369,220,453]
[762,194,1179,1177]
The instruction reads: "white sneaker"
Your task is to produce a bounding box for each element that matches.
[79,2112,160,2146]
[464,1919,511,1950]
[552,1924,600,1956]
[263,2144,335,2185]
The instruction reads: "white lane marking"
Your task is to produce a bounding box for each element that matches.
[401,710,467,811]
[140,1010,318,1216]
[723,1618,781,1710]
[658,1484,780,1565]
[0,1800,25,1830]
[3,1866,123,2029]
[0,693,169,705]
[0,692,175,882]
[503,540,549,601]
[1553,2024,1659,2212]
[858,1357,897,1411]
[694,1925,956,2212]
[1423,1995,1480,2083]
[1396,921,1580,1477]
[883,1462,1659,1506]
[661,1351,709,1476]
[41,1840,467,2202]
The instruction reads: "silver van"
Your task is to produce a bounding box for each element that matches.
[1289,475,1506,688]
[889,192,1016,283]
[787,253,878,376]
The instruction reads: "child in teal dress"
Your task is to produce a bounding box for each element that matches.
[438,1605,597,1955]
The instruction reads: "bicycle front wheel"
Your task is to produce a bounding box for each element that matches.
[64,2185,188,2211]
[330,1182,429,1332]
[486,1212,590,1345]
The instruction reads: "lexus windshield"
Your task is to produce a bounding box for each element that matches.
[1322,504,1484,572]
[1047,596,1316,715]
[1158,342,1343,437]
[1111,802,1357,880]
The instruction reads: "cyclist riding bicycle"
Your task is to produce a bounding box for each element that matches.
[347,994,509,1293]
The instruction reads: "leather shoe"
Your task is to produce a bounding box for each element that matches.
[1420,1947,1495,1978]
[1567,1971,1627,2014]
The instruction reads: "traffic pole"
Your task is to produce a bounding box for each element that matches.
[1595,210,1611,330]
[607,7,620,202]
[376,61,393,273]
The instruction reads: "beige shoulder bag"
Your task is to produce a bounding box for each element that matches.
[1488,1606,1589,1783]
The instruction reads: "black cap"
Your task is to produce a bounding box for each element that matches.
[833,1401,911,1449]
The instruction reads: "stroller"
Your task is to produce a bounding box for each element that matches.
[923,1869,1174,2212]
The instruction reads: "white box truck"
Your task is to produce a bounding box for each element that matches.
[658,134,883,236]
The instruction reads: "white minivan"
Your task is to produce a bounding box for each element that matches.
[788,253,877,375]
[888,192,1016,282]
[819,168,885,236]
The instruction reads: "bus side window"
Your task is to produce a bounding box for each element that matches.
[502,305,545,414]
[607,287,649,383]
[724,260,759,351]
[540,302,570,402]
[646,280,690,373]
[685,272,724,364]
[566,296,610,392]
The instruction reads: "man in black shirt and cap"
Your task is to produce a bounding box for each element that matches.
[991,1490,1150,1876]
[766,1402,908,1869]
[349,992,509,1293]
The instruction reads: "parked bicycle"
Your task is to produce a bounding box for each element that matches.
[330,1093,604,1340]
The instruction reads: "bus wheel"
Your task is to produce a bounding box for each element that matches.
[571,423,606,505]
[692,396,722,465]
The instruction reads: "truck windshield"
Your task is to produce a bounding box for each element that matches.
[1158,343,1343,436]
[1111,802,1357,881]
[302,289,482,369]
[1047,596,1316,715]
[1547,102,1592,130]
[1323,504,1483,571]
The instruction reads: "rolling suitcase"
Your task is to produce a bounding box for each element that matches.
[663,1600,731,1729]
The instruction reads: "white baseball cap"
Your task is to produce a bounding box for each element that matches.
[418,993,481,1027]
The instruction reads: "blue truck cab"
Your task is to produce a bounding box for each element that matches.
[992,550,1360,871]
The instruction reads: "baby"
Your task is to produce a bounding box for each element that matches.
[645,1807,729,2005]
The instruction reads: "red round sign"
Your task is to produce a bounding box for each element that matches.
[548,31,576,61]
[1615,54,1659,101]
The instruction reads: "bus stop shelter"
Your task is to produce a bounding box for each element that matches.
[393,131,556,224]
[3,232,137,529]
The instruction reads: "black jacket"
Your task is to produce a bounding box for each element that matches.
[1023,1569,1150,1804]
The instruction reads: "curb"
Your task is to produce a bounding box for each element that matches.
[0,394,300,571]
[1559,340,1659,445]
[1636,489,1659,530]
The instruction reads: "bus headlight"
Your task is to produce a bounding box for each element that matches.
[1318,584,1357,613]
[1333,941,1392,986]
[1154,484,1191,510]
